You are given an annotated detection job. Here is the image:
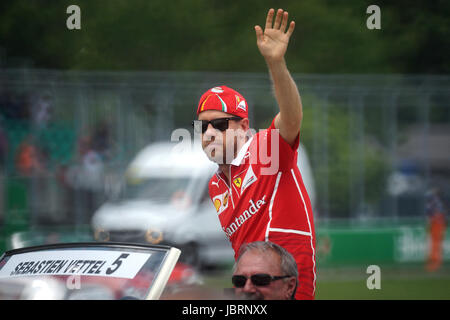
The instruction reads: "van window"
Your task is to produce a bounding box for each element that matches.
[121,177,191,205]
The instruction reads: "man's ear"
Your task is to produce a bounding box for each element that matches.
[240,118,250,131]
[285,277,297,300]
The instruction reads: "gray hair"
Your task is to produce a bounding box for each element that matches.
[233,241,298,298]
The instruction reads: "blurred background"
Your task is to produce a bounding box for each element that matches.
[0,0,449,299]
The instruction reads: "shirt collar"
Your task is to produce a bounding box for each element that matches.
[230,136,253,166]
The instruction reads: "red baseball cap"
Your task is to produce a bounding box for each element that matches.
[197,86,248,119]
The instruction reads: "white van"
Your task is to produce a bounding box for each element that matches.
[91,141,316,267]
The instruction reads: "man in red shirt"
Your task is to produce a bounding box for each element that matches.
[193,8,316,300]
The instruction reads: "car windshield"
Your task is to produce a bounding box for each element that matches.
[0,243,180,300]
[120,177,194,206]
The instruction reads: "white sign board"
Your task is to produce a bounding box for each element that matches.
[0,250,151,279]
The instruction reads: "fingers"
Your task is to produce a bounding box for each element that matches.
[280,11,288,32]
[273,9,283,29]
[286,21,295,37]
[264,8,294,35]
[265,8,274,31]
[255,25,264,42]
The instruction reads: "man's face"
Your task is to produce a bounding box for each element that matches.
[232,249,296,300]
[197,110,248,164]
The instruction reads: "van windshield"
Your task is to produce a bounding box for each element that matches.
[120,177,193,206]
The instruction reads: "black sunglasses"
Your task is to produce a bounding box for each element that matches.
[232,274,291,288]
[192,117,242,134]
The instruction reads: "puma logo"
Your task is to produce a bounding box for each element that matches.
[211,181,220,188]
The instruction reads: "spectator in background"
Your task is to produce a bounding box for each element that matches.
[425,187,448,272]
[30,93,52,129]
[15,135,50,225]
[65,124,109,225]
[14,91,54,176]
[231,241,298,300]
[15,134,47,177]
[90,121,112,160]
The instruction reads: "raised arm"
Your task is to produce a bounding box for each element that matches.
[255,8,303,146]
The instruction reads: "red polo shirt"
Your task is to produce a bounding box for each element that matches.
[208,117,316,300]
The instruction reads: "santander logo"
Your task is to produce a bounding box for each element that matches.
[223,195,267,239]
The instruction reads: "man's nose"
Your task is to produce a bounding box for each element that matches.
[204,123,218,135]
[203,123,221,140]
[242,278,256,293]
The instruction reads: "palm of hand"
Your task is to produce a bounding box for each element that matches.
[257,29,290,61]
[255,8,295,62]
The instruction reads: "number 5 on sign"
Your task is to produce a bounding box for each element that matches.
[106,253,130,275]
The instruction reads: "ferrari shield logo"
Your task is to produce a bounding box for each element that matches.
[233,177,242,188]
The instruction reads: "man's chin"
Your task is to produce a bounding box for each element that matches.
[236,292,264,300]
[203,146,225,164]
[206,154,226,165]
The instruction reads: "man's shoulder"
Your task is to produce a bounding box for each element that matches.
[208,173,219,186]
[208,172,224,195]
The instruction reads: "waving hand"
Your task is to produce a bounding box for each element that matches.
[255,8,295,63]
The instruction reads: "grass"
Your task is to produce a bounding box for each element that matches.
[202,264,450,300]
[315,264,450,300]
[316,278,450,300]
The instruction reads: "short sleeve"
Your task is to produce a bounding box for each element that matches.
[268,116,300,151]
[251,117,299,173]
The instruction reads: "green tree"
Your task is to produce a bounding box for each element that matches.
[1,0,447,73]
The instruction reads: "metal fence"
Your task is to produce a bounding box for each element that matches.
[0,69,449,229]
